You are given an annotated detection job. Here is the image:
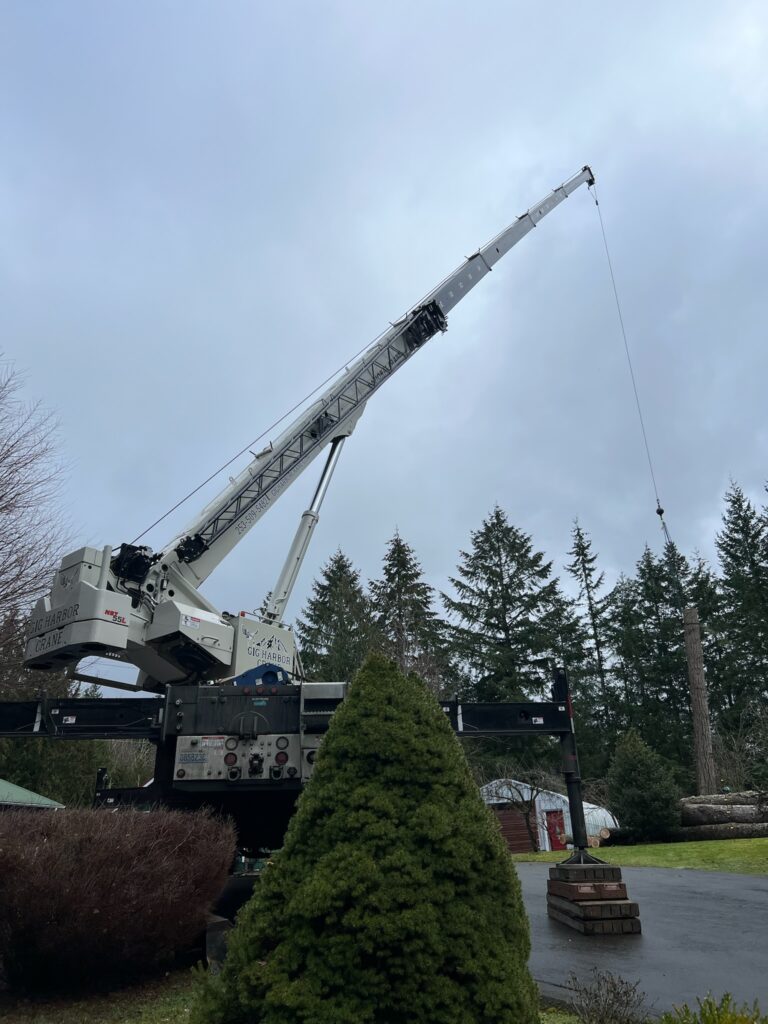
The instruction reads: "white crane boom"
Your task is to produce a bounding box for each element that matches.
[23,166,594,690]
[166,164,594,586]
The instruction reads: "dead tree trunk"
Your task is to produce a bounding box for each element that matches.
[684,606,717,795]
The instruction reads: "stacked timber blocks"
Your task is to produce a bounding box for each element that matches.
[547,863,641,935]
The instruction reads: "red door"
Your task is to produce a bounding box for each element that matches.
[546,809,567,851]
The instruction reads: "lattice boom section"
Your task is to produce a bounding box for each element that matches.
[190,303,447,554]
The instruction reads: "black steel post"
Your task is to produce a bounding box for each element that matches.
[552,666,603,865]
[94,766,109,801]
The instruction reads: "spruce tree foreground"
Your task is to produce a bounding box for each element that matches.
[192,655,538,1024]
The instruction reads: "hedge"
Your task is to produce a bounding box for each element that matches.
[0,806,235,992]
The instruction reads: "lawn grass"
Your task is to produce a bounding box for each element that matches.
[540,1007,579,1024]
[0,970,197,1024]
[0,970,580,1023]
[510,837,768,874]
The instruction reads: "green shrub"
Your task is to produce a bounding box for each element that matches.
[193,654,538,1024]
[660,994,768,1024]
[607,730,680,841]
[0,807,235,992]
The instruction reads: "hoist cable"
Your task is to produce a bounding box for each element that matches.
[589,186,691,610]
[130,334,380,545]
[589,182,673,546]
[593,185,663,512]
[590,185,689,615]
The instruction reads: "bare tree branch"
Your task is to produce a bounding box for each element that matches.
[102,739,156,789]
[0,358,69,656]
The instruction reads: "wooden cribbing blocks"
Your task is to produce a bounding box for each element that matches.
[546,862,641,936]
[547,879,627,901]
[547,904,642,935]
[547,894,639,920]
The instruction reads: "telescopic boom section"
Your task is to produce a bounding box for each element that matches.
[167,165,595,588]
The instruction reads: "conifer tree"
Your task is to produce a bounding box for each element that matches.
[715,483,768,705]
[604,573,644,730]
[603,543,709,777]
[192,655,538,1024]
[557,522,615,775]
[609,545,691,768]
[566,521,609,702]
[607,730,680,841]
[369,530,449,691]
[295,550,376,680]
[442,506,563,701]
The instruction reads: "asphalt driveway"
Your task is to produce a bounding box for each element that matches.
[517,863,768,1014]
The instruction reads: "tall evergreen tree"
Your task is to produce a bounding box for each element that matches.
[566,521,609,703]
[604,572,644,732]
[192,655,538,1024]
[604,544,696,780]
[442,507,566,701]
[369,531,449,692]
[295,550,376,681]
[715,483,768,707]
[562,522,618,775]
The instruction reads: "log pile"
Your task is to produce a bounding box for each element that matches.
[675,791,768,841]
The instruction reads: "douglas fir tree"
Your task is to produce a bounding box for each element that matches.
[295,549,376,680]
[444,506,567,701]
[369,531,449,692]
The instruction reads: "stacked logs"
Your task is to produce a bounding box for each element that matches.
[676,791,768,841]
[546,863,641,935]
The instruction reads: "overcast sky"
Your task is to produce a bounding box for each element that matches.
[2,2,767,677]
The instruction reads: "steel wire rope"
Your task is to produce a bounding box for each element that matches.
[589,183,691,614]
[589,181,673,547]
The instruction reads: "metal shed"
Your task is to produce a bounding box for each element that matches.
[0,777,64,810]
[481,778,618,852]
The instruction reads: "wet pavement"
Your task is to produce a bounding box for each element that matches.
[517,863,768,1014]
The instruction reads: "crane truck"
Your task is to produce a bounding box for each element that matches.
[3,167,596,853]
